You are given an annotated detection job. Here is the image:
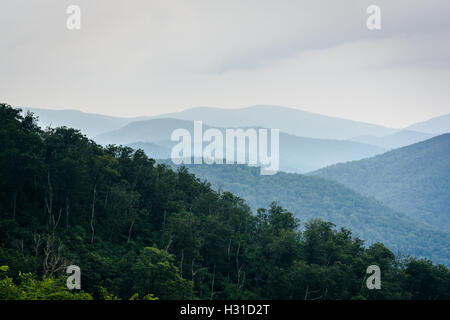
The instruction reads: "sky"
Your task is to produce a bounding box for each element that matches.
[1,0,449,128]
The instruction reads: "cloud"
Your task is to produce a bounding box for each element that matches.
[0,0,449,127]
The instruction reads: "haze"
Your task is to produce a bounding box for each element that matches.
[1,0,450,127]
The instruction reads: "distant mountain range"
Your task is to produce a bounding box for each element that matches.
[96,118,386,173]
[311,134,450,233]
[95,118,192,145]
[20,104,450,172]
[21,107,151,138]
[22,105,449,142]
[161,161,450,266]
[148,105,398,140]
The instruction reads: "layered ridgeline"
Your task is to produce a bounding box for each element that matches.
[21,107,151,138]
[95,118,385,173]
[1,103,449,300]
[22,105,398,140]
[164,162,450,266]
[147,105,398,140]
[311,134,450,233]
[21,105,447,148]
[406,113,450,135]
[21,106,447,170]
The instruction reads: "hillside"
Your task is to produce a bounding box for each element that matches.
[95,118,196,145]
[148,105,397,140]
[96,118,385,173]
[311,134,450,233]
[406,113,450,134]
[4,103,449,300]
[163,161,450,266]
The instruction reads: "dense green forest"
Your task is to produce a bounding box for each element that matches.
[172,162,450,266]
[0,103,449,300]
[311,134,450,233]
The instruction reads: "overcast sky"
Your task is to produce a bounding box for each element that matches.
[1,0,449,128]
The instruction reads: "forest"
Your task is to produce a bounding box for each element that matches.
[0,103,449,300]
[177,162,450,266]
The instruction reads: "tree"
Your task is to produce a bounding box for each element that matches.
[130,247,193,299]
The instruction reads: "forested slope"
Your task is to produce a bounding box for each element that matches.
[170,162,450,266]
[1,104,449,300]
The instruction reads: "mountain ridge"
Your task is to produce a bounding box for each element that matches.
[148,104,399,140]
[95,117,386,173]
[406,113,450,134]
[159,160,450,266]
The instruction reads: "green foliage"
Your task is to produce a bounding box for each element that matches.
[0,103,449,300]
[0,267,92,300]
[130,247,192,299]
[129,292,159,300]
[178,162,450,266]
